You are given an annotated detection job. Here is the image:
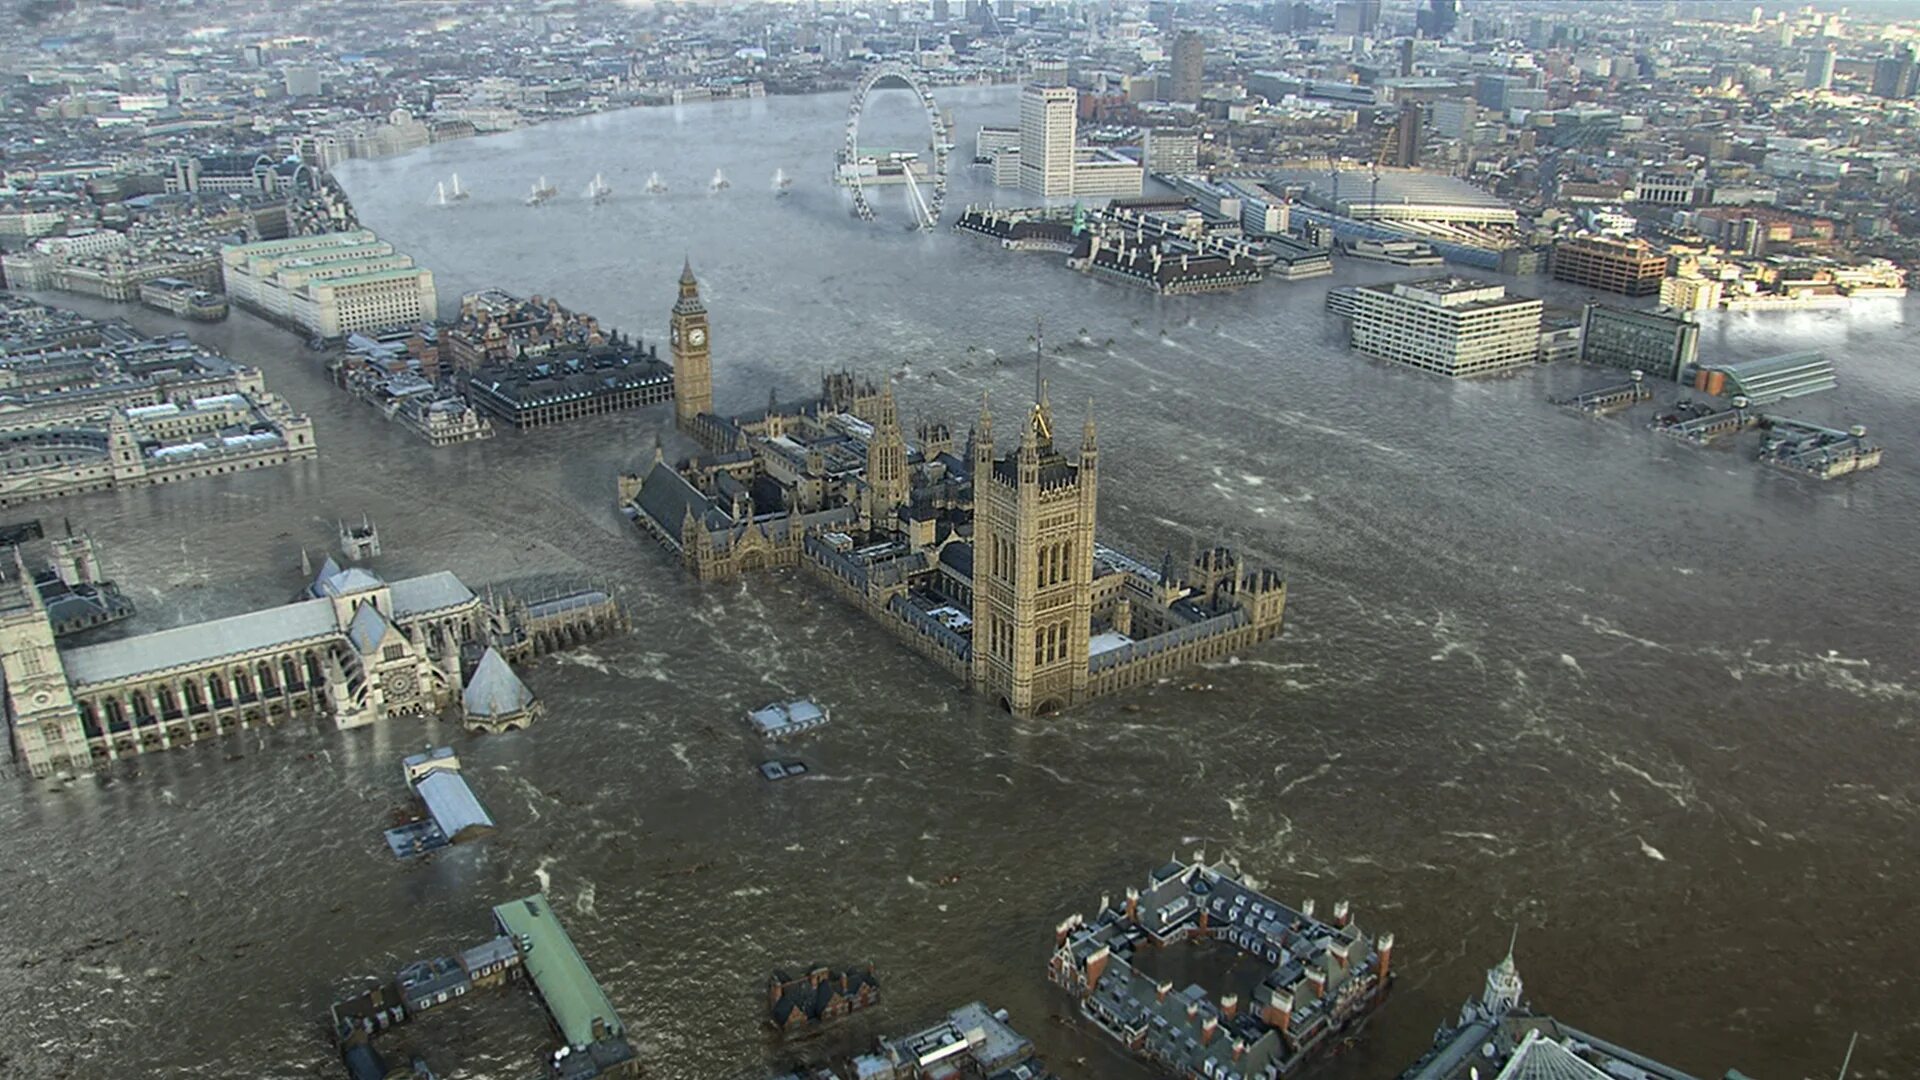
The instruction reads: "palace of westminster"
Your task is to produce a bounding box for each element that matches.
[623,263,1287,717]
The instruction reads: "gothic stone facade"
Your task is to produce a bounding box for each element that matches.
[2,555,486,777]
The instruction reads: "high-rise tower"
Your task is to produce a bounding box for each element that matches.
[1018,83,1078,197]
[1171,31,1205,104]
[970,383,1098,717]
[671,260,712,430]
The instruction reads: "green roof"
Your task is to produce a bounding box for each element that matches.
[493,893,624,1048]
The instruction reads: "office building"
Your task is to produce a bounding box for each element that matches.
[1141,128,1200,176]
[1429,98,1479,141]
[222,231,438,339]
[1418,0,1459,38]
[1871,46,1918,99]
[1334,0,1381,35]
[1171,32,1205,104]
[1660,274,1723,312]
[1386,107,1421,167]
[1550,235,1668,297]
[1030,57,1068,88]
[1804,47,1835,91]
[1071,152,1146,196]
[1350,277,1544,378]
[283,65,322,98]
[1579,305,1700,382]
[1019,83,1078,197]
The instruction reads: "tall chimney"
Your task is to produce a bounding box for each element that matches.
[1302,898,1316,920]
[1221,994,1239,1020]
[1306,966,1327,1000]
[1201,1016,1218,1046]
[1377,932,1395,983]
[1185,1001,1199,1023]
[1125,886,1140,922]
[1333,899,1351,928]
[1232,1039,1246,1062]
[1156,980,1173,1003]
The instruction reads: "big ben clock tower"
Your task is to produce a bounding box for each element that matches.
[671,260,713,430]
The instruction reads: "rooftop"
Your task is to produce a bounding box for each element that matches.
[492,894,624,1050]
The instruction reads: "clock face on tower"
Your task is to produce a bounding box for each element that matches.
[689,328,706,347]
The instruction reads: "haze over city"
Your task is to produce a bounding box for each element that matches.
[0,2,1915,1080]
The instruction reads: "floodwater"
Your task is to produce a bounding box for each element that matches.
[1,85,1916,1080]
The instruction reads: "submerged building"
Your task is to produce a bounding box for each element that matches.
[1579,304,1700,382]
[770,1000,1053,1080]
[331,893,637,1080]
[1350,277,1544,378]
[1049,857,1393,1078]
[0,311,317,508]
[1397,941,1744,1080]
[1,545,621,777]
[622,266,1285,717]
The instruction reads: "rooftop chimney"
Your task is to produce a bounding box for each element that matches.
[1221,993,1239,1020]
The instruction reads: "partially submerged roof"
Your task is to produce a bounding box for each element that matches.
[493,894,623,1049]
[417,769,493,841]
[463,647,536,717]
[390,571,476,617]
[60,597,340,686]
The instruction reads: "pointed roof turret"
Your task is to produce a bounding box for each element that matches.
[347,601,393,655]
[311,554,342,593]
[463,647,537,718]
[1082,397,1097,453]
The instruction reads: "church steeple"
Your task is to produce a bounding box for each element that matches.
[1481,927,1524,1016]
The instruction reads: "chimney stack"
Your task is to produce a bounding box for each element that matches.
[1232,1039,1246,1062]
[1262,991,1293,1033]
[1334,899,1351,928]
[1185,1001,1199,1023]
[1201,1016,1219,1046]
[1220,994,1239,1020]
[1377,932,1395,983]
[1306,966,1328,1000]
[1302,898,1316,920]
[1125,886,1140,922]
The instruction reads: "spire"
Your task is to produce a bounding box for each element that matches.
[1082,397,1097,453]
[1506,923,1519,964]
[680,256,696,285]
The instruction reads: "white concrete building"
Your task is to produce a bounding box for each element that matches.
[1019,84,1078,197]
[1350,277,1544,378]
[222,232,436,338]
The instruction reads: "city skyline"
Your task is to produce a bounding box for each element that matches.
[0,2,1916,1078]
